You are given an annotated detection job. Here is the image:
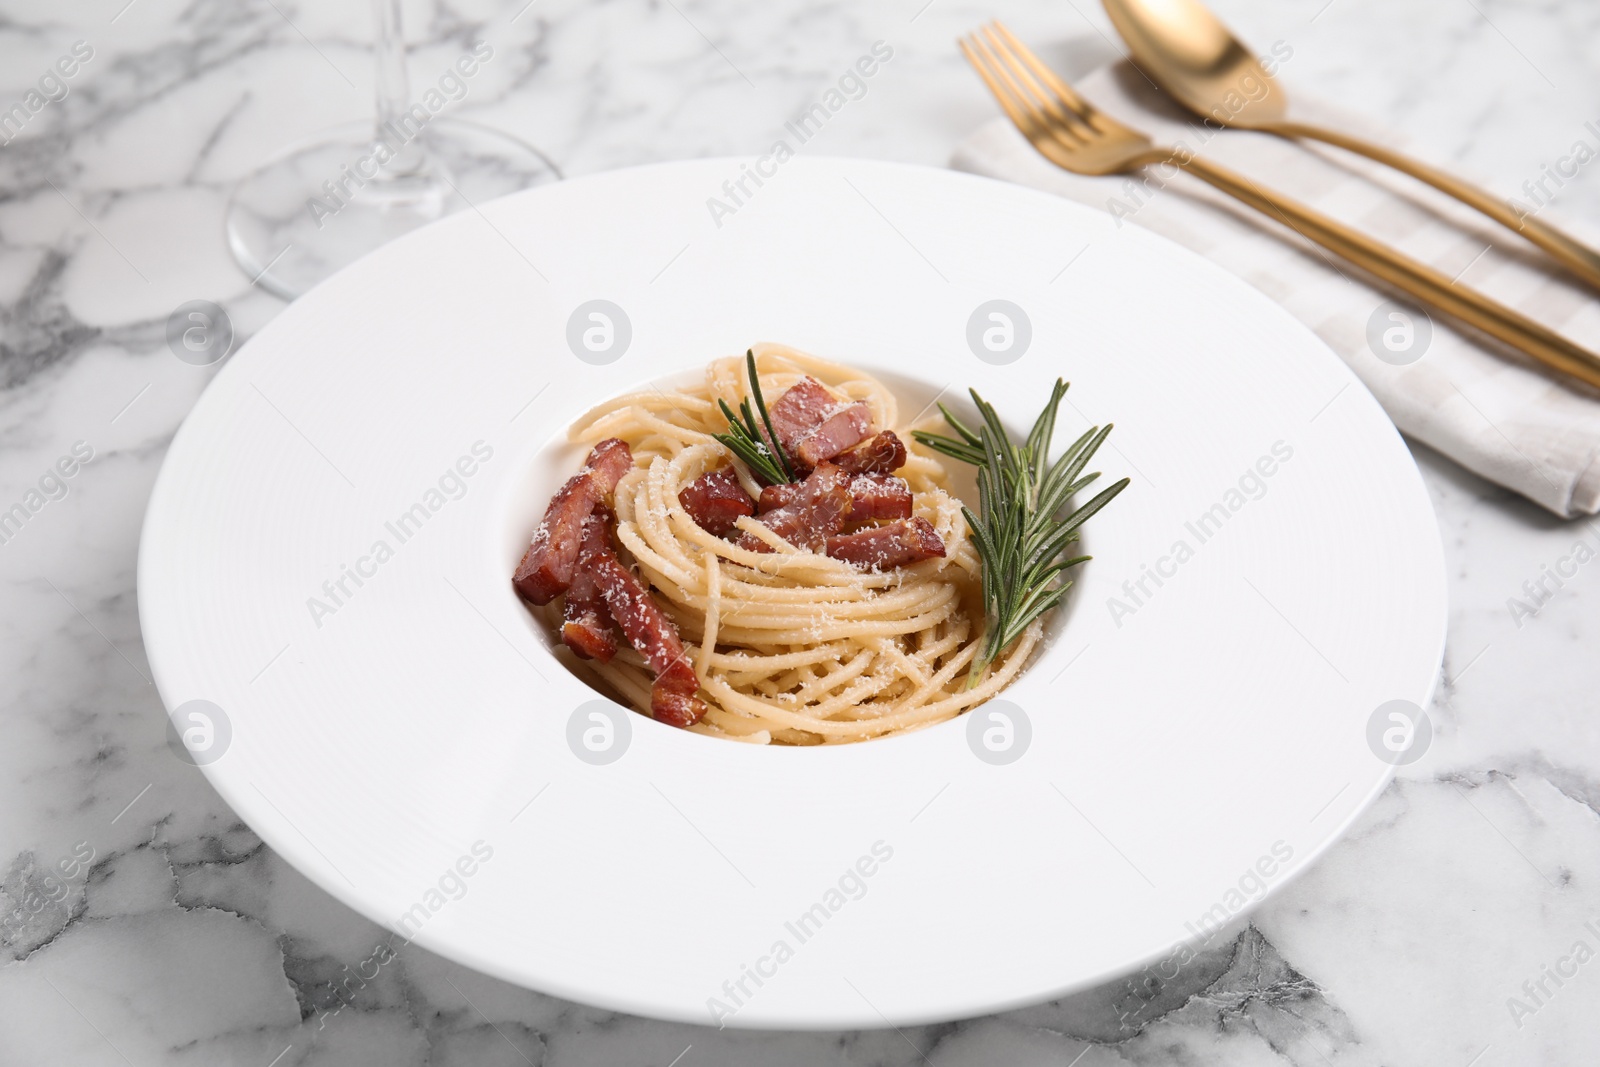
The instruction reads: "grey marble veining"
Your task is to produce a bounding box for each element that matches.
[2,0,1599,1063]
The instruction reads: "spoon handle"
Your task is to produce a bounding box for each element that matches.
[1270,119,1600,294]
[1175,153,1600,392]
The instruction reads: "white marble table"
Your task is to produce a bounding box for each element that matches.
[2,0,1598,1063]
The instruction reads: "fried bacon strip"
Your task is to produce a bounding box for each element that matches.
[846,473,913,522]
[759,471,912,524]
[678,466,755,537]
[833,431,907,475]
[755,481,799,513]
[560,511,619,662]
[513,438,632,604]
[765,377,874,469]
[825,516,946,570]
[741,463,853,552]
[579,514,707,728]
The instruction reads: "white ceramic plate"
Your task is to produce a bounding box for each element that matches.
[139,158,1446,1029]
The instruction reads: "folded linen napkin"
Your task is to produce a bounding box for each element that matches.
[952,61,1600,517]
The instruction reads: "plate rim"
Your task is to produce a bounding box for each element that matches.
[138,154,1449,1028]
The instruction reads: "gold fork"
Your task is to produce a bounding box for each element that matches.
[961,22,1600,392]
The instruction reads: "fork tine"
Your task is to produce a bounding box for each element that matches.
[965,28,1085,152]
[979,24,1107,151]
[976,25,1089,143]
[963,29,1105,173]
[958,34,1041,138]
[990,21,1102,129]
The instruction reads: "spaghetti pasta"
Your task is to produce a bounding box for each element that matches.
[552,344,1043,744]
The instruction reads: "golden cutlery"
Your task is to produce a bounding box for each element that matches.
[959,22,1600,392]
[1101,0,1600,293]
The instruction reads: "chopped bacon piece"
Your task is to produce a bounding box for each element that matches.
[740,463,853,553]
[756,482,799,512]
[513,439,633,605]
[826,517,946,570]
[580,516,708,728]
[765,378,833,456]
[765,377,874,468]
[760,471,911,523]
[585,438,633,493]
[561,577,618,661]
[847,474,913,522]
[560,512,618,662]
[652,690,704,729]
[678,466,755,537]
[650,659,705,726]
[834,431,907,475]
[795,405,873,467]
[513,476,597,604]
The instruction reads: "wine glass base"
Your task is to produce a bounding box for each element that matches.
[226,118,560,300]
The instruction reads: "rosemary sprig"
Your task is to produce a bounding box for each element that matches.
[913,379,1129,687]
[712,349,797,485]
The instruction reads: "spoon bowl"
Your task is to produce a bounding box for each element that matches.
[1102,0,1286,127]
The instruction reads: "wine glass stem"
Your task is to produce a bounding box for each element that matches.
[372,0,427,176]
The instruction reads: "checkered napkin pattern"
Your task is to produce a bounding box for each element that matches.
[953,61,1600,517]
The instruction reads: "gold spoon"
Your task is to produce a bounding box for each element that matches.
[1101,0,1600,293]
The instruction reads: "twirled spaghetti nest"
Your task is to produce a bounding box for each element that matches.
[558,344,1041,744]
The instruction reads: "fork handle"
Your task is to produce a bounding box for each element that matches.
[1176,153,1600,391]
[1268,119,1600,294]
